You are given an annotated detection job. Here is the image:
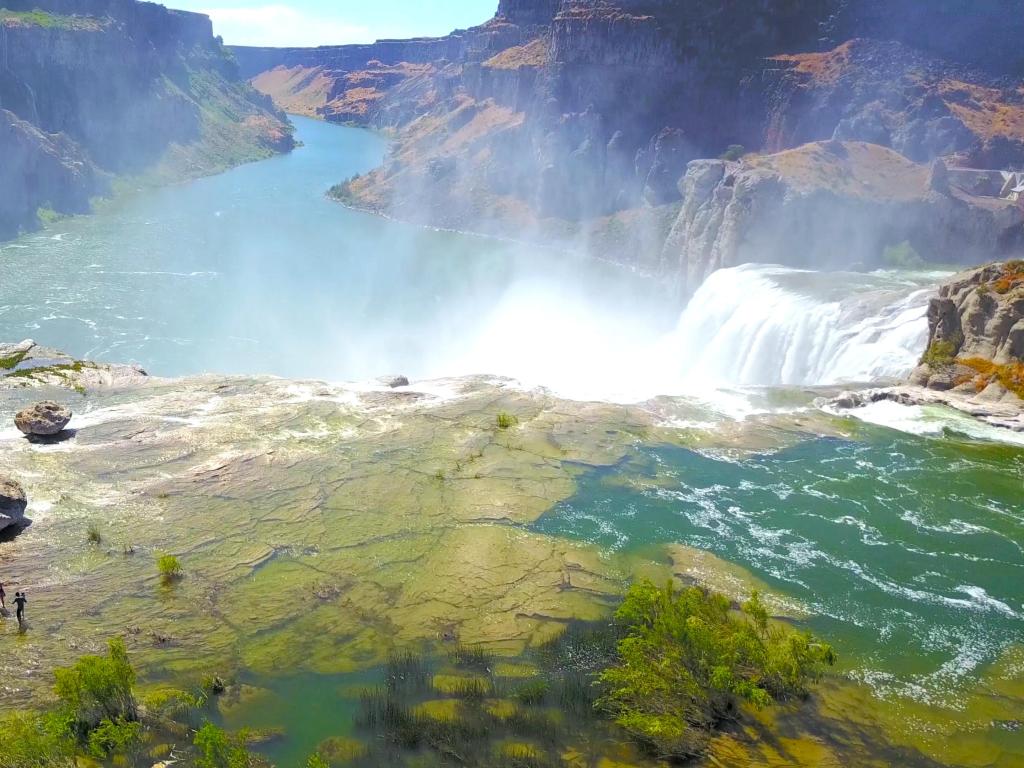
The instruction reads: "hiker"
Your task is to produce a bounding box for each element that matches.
[13,591,26,627]
[0,580,5,611]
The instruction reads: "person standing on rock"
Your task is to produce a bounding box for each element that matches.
[0,580,6,613]
[13,590,27,628]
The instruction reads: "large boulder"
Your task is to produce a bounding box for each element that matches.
[0,478,27,532]
[15,401,72,436]
[377,375,410,389]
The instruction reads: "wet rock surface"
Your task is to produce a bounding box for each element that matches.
[14,401,72,436]
[0,477,28,532]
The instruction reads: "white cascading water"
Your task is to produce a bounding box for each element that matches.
[660,264,935,389]
[453,263,936,403]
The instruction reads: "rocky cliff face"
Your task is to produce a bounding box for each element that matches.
[239,0,1024,286]
[909,262,1024,405]
[662,143,1024,295]
[0,0,294,241]
[759,39,1024,168]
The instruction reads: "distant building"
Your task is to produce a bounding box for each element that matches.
[1002,171,1024,202]
[947,168,1024,200]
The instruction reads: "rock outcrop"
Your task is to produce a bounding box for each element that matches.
[15,401,72,436]
[0,0,294,241]
[0,339,149,391]
[826,262,1024,431]
[0,477,28,532]
[760,39,1024,168]
[662,143,1024,295]
[909,262,1024,401]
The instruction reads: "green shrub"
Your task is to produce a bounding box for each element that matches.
[86,523,102,546]
[306,754,330,768]
[0,711,75,767]
[719,144,745,162]
[86,716,142,758]
[53,637,138,735]
[496,412,518,430]
[597,580,835,760]
[157,554,183,581]
[194,722,252,768]
[921,335,961,367]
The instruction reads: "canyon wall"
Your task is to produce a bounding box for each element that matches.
[0,0,294,241]
[237,0,1024,287]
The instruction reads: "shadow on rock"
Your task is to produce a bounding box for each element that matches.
[23,428,77,445]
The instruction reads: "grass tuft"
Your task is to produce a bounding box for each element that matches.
[496,412,519,430]
[157,554,183,582]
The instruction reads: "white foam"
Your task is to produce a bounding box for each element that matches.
[851,400,1024,447]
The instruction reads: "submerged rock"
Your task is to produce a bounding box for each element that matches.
[0,477,28,532]
[15,401,72,436]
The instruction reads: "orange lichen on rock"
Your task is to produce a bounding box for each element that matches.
[990,260,1024,294]
[939,80,1024,143]
[771,40,858,86]
[483,37,550,70]
[958,357,1024,399]
[745,141,928,201]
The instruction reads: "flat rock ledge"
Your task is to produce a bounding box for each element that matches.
[829,386,1024,432]
[0,339,148,391]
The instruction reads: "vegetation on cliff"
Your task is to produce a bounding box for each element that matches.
[0,9,102,30]
[0,0,294,241]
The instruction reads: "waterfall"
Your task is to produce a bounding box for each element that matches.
[450,263,935,403]
[661,264,934,389]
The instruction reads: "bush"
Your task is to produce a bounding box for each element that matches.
[496,412,518,430]
[157,554,183,581]
[86,716,141,758]
[921,336,961,367]
[194,722,253,768]
[719,144,745,162]
[53,637,138,736]
[597,580,835,760]
[86,523,102,546]
[0,712,75,767]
